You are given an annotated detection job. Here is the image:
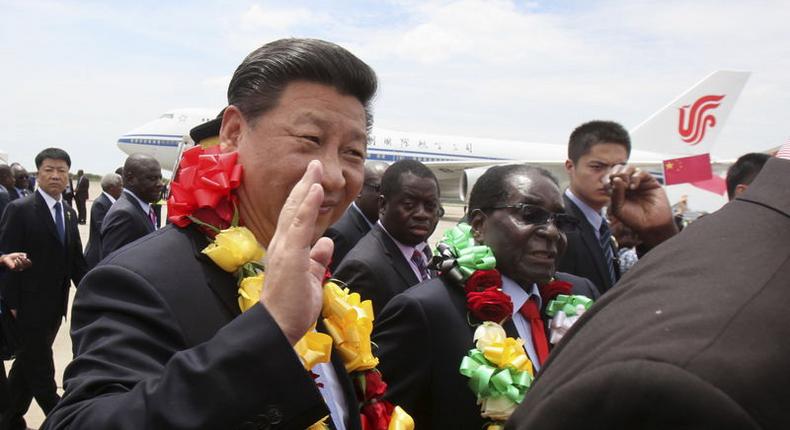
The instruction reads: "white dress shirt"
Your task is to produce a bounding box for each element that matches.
[378,221,430,282]
[500,276,544,372]
[37,188,65,227]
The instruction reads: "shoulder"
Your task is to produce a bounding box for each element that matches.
[555,271,600,300]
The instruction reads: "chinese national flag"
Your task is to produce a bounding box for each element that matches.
[663,153,713,185]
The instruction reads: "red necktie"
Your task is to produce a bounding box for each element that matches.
[519,298,549,366]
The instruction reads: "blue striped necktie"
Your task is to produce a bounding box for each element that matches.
[599,218,616,287]
[54,201,65,244]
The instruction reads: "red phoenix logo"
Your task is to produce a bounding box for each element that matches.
[678,95,725,145]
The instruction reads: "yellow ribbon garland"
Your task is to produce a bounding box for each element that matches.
[203,226,412,430]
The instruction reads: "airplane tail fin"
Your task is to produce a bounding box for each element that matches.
[630,70,750,157]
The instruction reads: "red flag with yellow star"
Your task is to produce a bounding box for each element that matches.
[663,153,712,185]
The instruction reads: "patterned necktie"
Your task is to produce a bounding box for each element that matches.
[599,218,617,287]
[411,249,429,282]
[54,201,65,244]
[148,207,157,229]
[518,298,549,366]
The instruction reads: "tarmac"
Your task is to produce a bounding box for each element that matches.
[6,180,467,428]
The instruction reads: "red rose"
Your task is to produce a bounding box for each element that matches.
[464,269,502,294]
[361,400,395,430]
[167,145,243,229]
[466,287,513,323]
[363,370,388,401]
[539,279,573,303]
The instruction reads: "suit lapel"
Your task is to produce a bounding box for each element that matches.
[34,192,62,245]
[122,192,155,234]
[188,227,241,317]
[349,206,371,238]
[564,195,610,288]
[372,226,419,287]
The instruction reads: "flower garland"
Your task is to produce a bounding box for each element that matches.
[167,145,413,430]
[432,223,593,428]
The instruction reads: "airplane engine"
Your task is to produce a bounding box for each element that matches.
[459,166,493,202]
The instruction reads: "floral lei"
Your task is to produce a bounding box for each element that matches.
[432,223,593,428]
[167,145,413,430]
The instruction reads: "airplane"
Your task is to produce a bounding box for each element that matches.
[117,70,750,211]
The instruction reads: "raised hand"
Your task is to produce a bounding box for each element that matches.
[259,160,334,344]
[607,165,677,247]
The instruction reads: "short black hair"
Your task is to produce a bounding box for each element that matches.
[35,147,71,169]
[568,120,631,163]
[468,164,558,213]
[726,152,770,200]
[228,38,378,130]
[380,160,439,199]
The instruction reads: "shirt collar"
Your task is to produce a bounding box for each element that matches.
[351,202,374,228]
[501,275,542,316]
[565,188,604,231]
[102,191,117,204]
[37,187,62,207]
[123,188,151,214]
[377,220,428,261]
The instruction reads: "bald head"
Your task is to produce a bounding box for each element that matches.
[123,154,163,203]
[356,160,389,222]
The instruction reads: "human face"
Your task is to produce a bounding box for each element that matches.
[222,81,367,247]
[37,158,69,199]
[13,167,29,189]
[379,172,441,246]
[356,165,386,222]
[472,173,567,287]
[565,143,629,211]
[127,161,163,203]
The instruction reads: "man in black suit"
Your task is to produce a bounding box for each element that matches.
[8,165,30,201]
[99,154,163,259]
[334,160,442,316]
[506,157,790,429]
[725,152,770,201]
[74,169,90,224]
[372,165,599,429]
[44,38,378,429]
[325,160,388,271]
[558,121,676,294]
[0,165,13,216]
[84,173,123,269]
[0,148,88,430]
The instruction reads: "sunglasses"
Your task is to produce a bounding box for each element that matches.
[484,203,579,232]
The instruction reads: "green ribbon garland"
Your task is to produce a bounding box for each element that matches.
[545,294,593,317]
[439,223,497,279]
[459,350,532,404]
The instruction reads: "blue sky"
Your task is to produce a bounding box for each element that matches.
[1,0,788,173]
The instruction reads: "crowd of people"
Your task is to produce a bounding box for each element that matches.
[0,38,786,429]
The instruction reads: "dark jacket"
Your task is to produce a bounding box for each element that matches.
[506,157,790,430]
[324,205,371,272]
[100,191,155,259]
[84,192,114,269]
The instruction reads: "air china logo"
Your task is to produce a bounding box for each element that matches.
[678,95,725,145]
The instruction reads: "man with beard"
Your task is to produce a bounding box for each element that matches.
[334,160,442,316]
[43,38,377,430]
[371,164,599,429]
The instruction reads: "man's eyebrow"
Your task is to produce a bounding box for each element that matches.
[292,111,366,141]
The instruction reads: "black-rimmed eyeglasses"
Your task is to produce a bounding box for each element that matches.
[483,203,579,232]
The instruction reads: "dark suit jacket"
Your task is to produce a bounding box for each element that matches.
[43,225,337,430]
[0,187,9,217]
[334,224,421,316]
[84,192,114,269]
[373,272,598,429]
[506,157,790,430]
[75,175,89,200]
[557,194,620,294]
[7,188,25,201]
[0,191,87,327]
[324,205,371,272]
[100,191,154,259]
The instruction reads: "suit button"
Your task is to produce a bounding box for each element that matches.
[265,406,282,425]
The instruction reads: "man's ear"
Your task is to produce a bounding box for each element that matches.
[469,209,487,243]
[219,105,245,152]
[378,195,387,218]
[564,159,574,173]
[734,183,749,198]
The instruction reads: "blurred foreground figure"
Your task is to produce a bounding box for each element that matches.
[506,156,790,429]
